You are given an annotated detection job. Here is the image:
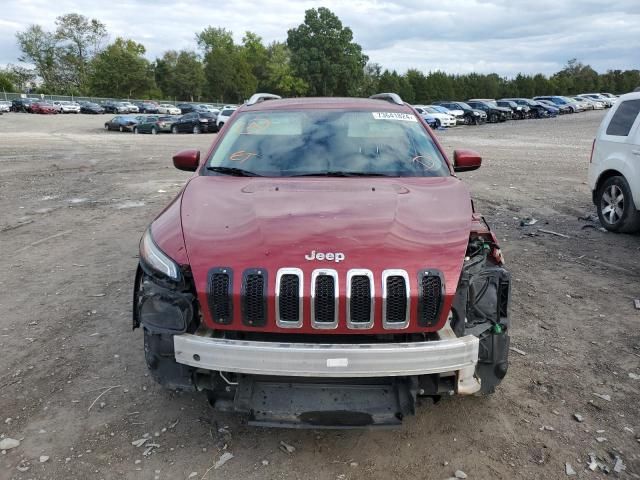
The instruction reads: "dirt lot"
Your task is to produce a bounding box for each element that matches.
[0,110,639,480]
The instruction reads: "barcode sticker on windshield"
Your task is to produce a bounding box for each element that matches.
[372,112,417,122]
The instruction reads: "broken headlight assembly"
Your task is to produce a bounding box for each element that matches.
[134,228,196,334]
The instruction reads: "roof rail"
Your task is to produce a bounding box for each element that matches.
[246,93,282,106]
[369,93,404,105]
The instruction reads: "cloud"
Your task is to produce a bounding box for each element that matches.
[0,0,638,77]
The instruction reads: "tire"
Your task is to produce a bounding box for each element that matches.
[133,127,138,134]
[193,125,200,134]
[434,119,441,129]
[596,175,640,233]
[119,125,124,132]
[489,112,498,123]
[104,124,109,130]
[172,125,178,134]
[151,127,157,135]
[463,116,471,126]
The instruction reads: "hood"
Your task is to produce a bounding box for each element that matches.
[177,176,474,334]
[494,106,511,113]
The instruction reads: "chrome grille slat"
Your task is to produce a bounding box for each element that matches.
[347,269,374,329]
[275,268,303,328]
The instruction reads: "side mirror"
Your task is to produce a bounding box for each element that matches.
[453,149,482,172]
[173,149,200,172]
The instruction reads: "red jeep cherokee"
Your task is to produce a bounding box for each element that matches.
[133,93,511,428]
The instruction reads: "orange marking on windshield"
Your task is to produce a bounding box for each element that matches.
[244,118,271,134]
[229,150,259,163]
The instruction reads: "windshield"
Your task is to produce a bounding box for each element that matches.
[456,102,472,110]
[206,109,450,178]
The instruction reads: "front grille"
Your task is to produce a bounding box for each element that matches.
[242,269,267,327]
[418,271,443,327]
[279,274,300,323]
[208,268,233,324]
[347,271,374,328]
[385,276,408,323]
[314,274,336,325]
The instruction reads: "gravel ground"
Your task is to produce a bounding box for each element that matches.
[0,111,639,480]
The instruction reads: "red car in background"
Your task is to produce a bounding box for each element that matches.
[30,102,58,114]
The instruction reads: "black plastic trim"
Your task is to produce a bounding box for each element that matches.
[241,268,268,327]
[417,269,445,327]
[207,267,234,325]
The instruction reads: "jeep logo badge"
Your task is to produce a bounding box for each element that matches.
[305,250,345,263]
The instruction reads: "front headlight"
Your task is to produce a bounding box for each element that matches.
[139,228,180,280]
[516,106,522,110]
[473,111,480,116]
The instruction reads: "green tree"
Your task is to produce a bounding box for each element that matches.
[242,32,269,90]
[0,69,16,91]
[15,25,59,89]
[89,38,155,98]
[54,13,107,92]
[287,7,368,96]
[264,42,307,96]
[156,50,205,101]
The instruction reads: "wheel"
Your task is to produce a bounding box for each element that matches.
[104,124,109,130]
[596,176,640,233]
[172,125,178,134]
[218,122,224,129]
[193,125,200,134]
[151,127,157,135]
[119,125,124,132]
[434,119,441,129]
[133,127,138,134]
[489,112,498,123]
[463,116,471,125]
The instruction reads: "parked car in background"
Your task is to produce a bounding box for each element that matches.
[588,92,640,232]
[11,98,36,112]
[53,100,81,114]
[158,104,181,115]
[496,100,529,119]
[103,101,129,114]
[531,100,559,117]
[536,99,572,114]
[176,103,209,114]
[171,111,219,134]
[120,101,139,114]
[534,95,583,112]
[104,115,139,132]
[414,105,456,127]
[133,115,178,134]
[599,93,618,102]
[134,102,159,114]
[216,107,237,129]
[433,101,486,125]
[0,101,11,113]
[429,104,466,124]
[569,97,594,110]
[31,102,58,114]
[500,98,550,118]
[80,102,105,114]
[578,93,614,108]
[199,104,221,114]
[576,97,605,110]
[467,100,512,122]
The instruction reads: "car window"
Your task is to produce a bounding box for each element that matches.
[606,100,640,137]
[207,109,450,178]
[221,109,236,116]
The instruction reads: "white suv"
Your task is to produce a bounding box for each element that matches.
[588,91,640,232]
[216,107,237,129]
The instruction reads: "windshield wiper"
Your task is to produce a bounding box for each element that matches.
[206,166,262,177]
[290,171,391,177]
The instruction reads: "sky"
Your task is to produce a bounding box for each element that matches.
[1,0,639,77]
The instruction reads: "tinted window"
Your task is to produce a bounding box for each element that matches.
[207,110,450,178]
[221,109,236,116]
[606,100,640,136]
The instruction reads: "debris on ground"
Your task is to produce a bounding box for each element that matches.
[612,456,625,474]
[0,438,20,450]
[454,470,468,479]
[587,454,598,471]
[634,299,640,310]
[214,452,234,469]
[541,425,555,431]
[187,473,198,479]
[538,228,570,238]
[592,393,611,401]
[565,462,576,476]
[573,413,584,422]
[520,217,538,226]
[39,455,49,463]
[509,347,527,356]
[629,372,640,380]
[595,437,607,443]
[131,438,148,448]
[279,441,296,454]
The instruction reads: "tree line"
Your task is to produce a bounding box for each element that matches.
[1,8,638,102]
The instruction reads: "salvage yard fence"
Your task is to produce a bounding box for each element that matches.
[0,91,227,109]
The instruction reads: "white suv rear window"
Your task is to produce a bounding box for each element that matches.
[606,100,640,136]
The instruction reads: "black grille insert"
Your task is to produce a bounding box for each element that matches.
[385,275,407,323]
[418,271,443,327]
[242,269,267,327]
[208,268,233,325]
[278,274,300,323]
[314,275,336,323]
[349,275,372,323]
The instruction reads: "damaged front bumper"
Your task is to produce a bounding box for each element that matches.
[173,323,481,394]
